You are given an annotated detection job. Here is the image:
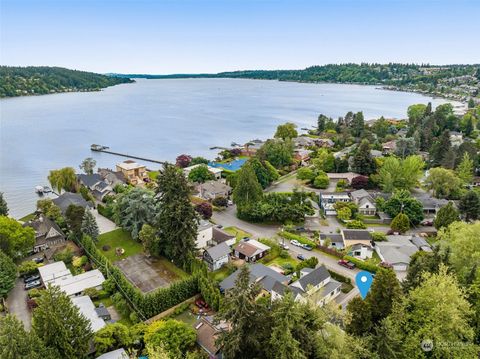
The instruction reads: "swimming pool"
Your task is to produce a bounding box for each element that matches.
[208,158,247,172]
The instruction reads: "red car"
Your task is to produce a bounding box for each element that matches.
[338,259,356,269]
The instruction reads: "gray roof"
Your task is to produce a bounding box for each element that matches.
[342,229,372,241]
[413,195,449,209]
[376,240,418,265]
[77,173,103,188]
[212,227,235,244]
[205,242,231,261]
[198,220,214,231]
[295,265,330,291]
[96,348,128,359]
[350,189,370,201]
[320,233,343,243]
[320,279,342,297]
[219,263,288,292]
[52,192,90,213]
[411,236,431,249]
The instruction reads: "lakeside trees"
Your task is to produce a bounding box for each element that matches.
[48,167,77,193]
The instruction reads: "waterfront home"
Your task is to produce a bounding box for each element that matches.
[319,192,350,215]
[341,229,372,248]
[233,239,270,262]
[241,139,265,156]
[23,214,66,253]
[315,138,335,148]
[219,263,288,294]
[115,160,147,185]
[197,180,232,200]
[271,265,341,307]
[38,261,105,297]
[77,173,114,201]
[197,220,214,249]
[98,168,127,187]
[203,242,231,271]
[349,189,376,216]
[294,148,313,162]
[183,164,223,180]
[52,192,91,214]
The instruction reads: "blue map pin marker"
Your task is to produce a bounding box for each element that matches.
[355,271,374,299]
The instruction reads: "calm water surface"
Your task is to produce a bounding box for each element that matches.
[0,78,457,218]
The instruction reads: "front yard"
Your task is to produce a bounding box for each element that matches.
[97,229,143,262]
[223,226,252,242]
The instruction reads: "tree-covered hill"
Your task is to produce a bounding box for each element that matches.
[0,66,134,98]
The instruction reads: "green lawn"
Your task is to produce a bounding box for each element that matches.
[209,266,233,282]
[148,171,159,180]
[155,257,189,279]
[223,226,252,242]
[18,213,36,222]
[96,229,143,262]
[264,255,299,267]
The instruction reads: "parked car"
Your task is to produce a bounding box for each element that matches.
[297,254,305,261]
[24,274,40,283]
[290,239,301,247]
[302,244,313,251]
[421,219,433,226]
[25,280,42,290]
[280,243,289,250]
[295,226,306,232]
[32,257,44,264]
[216,224,223,229]
[338,259,356,269]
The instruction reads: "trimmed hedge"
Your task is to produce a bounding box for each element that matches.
[344,255,378,273]
[76,235,198,319]
[278,231,316,247]
[317,245,344,259]
[327,269,351,285]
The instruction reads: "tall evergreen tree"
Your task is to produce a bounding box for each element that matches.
[216,265,268,359]
[366,268,402,325]
[317,114,328,133]
[459,190,480,221]
[430,130,451,167]
[0,192,8,216]
[0,250,17,297]
[0,315,57,359]
[351,111,365,137]
[81,209,99,241]
[434,202,460,229]
[232,162,263,207]
[32,285,93,359]
[155,163,198,266]
[351,140,376,175]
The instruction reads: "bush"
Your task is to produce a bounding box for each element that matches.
[279,250,289,259]
[212,196,228,207]
[327,270,351,284]
[370,232,387,242]
[18,261,39,276]
[313,173,330,189]
[84,287,99,299]
[97,204,114,220]
[346,220,366,229]
[344,255,378,273]
[53,247,74,264]
[391,213,410,233]
[194,202,213,219]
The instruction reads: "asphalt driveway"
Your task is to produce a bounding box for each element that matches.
[6,279,31,330]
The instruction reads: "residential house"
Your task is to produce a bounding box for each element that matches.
[382,140,397,154]
[413,195,449,215]
[38,261,105,297]
[242,139,265,156]
[183,164,223,180]
[52,192,91,214]
[450,131,464,147]
[326,172,360,185]
[197,220,214,249]
[115,160,147,185]
[203,242,231,271]
[98,168,127,187]
[320,233,345,250]
[293,136,316,148]
[375,235,418,272]
[410,236,432,252]
[233,239,270,262]
[71,296,106,332]
[219,263,288,293]
[294,148,313,162]
[197,180,232,200]
[315,138,335,148]
[23,214,66,253]
[319,192,350,215]
[212,227,236,247]
[77,173,114,201]
[271,265,341,307]
[349,244,374,260]
[194,316,226,359]
[349,189,376,215]
[341,229,372,248]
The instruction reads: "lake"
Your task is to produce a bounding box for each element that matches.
[0,78,458,218]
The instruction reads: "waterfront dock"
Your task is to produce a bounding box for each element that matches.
[90,145,166,165]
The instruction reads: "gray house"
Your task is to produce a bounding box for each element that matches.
[203,242,231,271]
[52,192,91,214]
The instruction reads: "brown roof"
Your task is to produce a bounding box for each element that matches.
[195,318,220,356]
[213,227,235,244]
[234,242,258,257]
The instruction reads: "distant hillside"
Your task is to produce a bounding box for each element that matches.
[0,66,134,98]
[118,63,480,101]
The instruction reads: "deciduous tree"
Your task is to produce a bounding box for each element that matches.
[48,167,77,193]
[0,250,16,297]
[456,152,474,185]
[0,216,35,259]
[391,213,410,233]
[274,122,298,140]
[383,190,423,225]
[233,162,263,207]
[187,164,214,183]
[144,319,196,358]
[175,154,192,168]
[79,157,96,175]
[434,202,460,229]
[425,167,462,199]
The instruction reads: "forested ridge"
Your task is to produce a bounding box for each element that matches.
[0,66,134,98]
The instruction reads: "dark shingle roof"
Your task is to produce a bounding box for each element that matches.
[52,192,90,213]
[320,233,343,243]
[296,265,330,291]
[219,263,288,292]
[213,227,235,244]
[77,173,103,188]
[205,242,231,261]
[342,229,372,241]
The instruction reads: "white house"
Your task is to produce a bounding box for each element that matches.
[375,235,418,272]
[71,296,106,332]
[350,244,373,260]
[203,242,231,271]
[38,261,105,297]
[349,189,376,216]
[184,164,223,180]
[271,265,341,307]
[319,192,351,215]
[197,220,214,249]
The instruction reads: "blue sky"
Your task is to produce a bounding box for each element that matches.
[1,0,479,74]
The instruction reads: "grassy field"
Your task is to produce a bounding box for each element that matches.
[97,229,143,262]
[209,266,232,282]
[264,255,299,267]
[223,226,251,242]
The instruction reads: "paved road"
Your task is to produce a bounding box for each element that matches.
[212,205,279,238]
[6,279,31,330]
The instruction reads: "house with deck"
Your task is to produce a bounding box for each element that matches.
[23,214,66,253]
[115,160,147,185]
